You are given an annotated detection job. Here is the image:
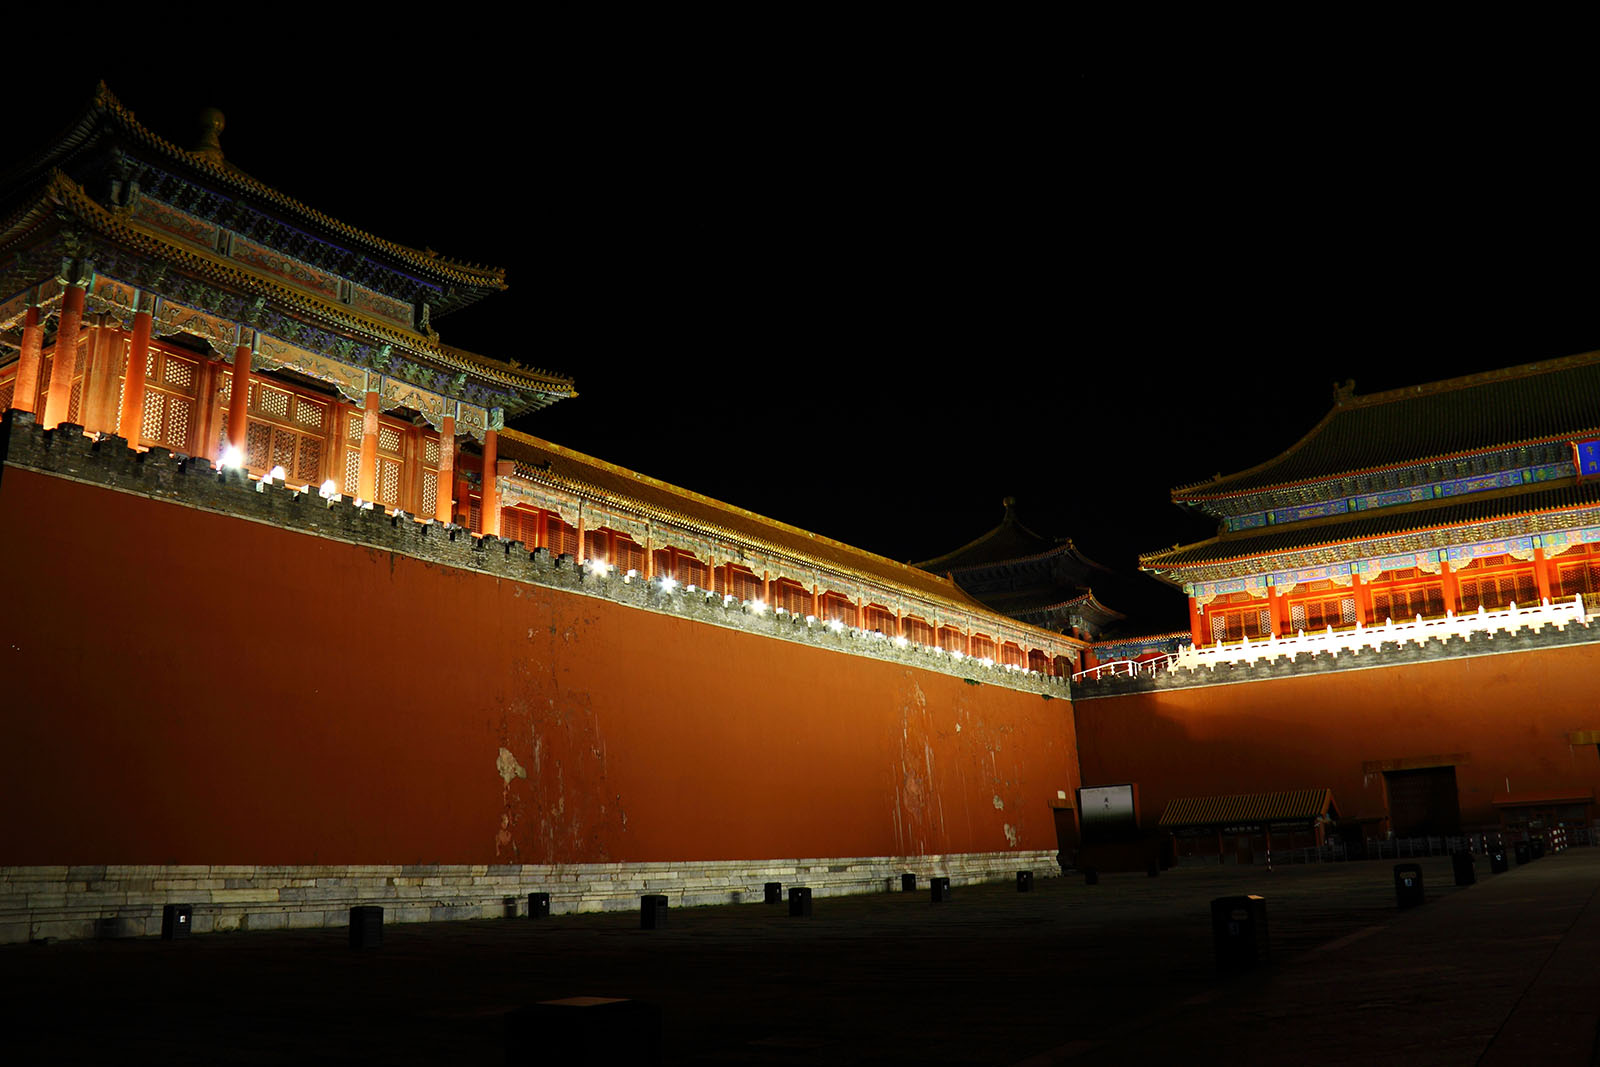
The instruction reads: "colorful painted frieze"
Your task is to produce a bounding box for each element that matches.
[229,235,342,299]
[130,194,220,250]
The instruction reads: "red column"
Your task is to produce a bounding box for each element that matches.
[11,303,42,414]
[43,282,86,429]
[80,316,118,435]
[1188,596,1206,647]
[117,305,154,444]
[357,389,379,501]
[1267,585,1284,636]
[1353,573,1372,625]
[226,335,252,461]
[1440,559,1459,613]
[480,428,501,537]
[433,414,456,523]
[1534,547,1552,603]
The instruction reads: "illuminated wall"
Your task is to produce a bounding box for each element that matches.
[0,460,1078,865]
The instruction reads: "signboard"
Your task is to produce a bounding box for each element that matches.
[1078,783,1139,844]
[1578,440,1600,478]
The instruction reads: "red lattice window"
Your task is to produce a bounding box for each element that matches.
[1458,569,1536,611]
[1027,649,1051,673]
[818,592,855,625]
[1556,549,1600,598]
[998,641,1025,668]
[902,615,934,645]
[721,564,763,602]
[501,505,542,546]
[655,549,710,587]
[863,604,896,634]
[937,626,966,653]
[773,579,813,616]
[1287,596,1355,633]
[1373,583,1445,622]
[969,634,996,661]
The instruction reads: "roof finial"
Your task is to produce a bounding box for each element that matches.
[1002,496,1017,518]
[192,107,226,166]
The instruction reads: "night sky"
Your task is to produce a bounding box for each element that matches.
[14,46,1598,600]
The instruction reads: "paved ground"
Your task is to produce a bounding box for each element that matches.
[3,849,1598,1064]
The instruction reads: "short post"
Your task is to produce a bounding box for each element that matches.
[161,904,193,940]
[528,892,551,918]
[1211,895,1267,972]
[900,873,916,892]
[788,886,813,917]
[1016,870,1033,892]
[1514,841,1531,865]
[640,894,668,930]
[763,882,783,905]
[349,905,384,949]
[1489,846,1509,874]
[1394,863,1424,908]
[929,876,952,903]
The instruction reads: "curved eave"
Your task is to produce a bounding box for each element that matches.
[6,84,507,302]
[26,171,570,407]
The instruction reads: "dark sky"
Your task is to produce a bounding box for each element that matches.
[15,44,1599,587]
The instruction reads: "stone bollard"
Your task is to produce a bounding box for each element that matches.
[1016,870,1034,892]
[929,877,952,903]
[1489,847,1509,874]
[161,904,193,940]
[1211,895,1267,972]
[1394,863,1424,909]
[640,895,668,930]
[764,882,783,905]
[528,892,551,918]
[901,873,917,892]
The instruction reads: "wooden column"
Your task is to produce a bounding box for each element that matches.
[434,414,456,523]
[1188,596,1206,647]
[43,281,86,429]
[11,301,42,414]
[1440,559,1459,614]
[1534,547,1552,603]
[1352,573,1373,626]
[575,502,586,559]
[80,315,119,435]
[480,428,501,537]
[116,302,154,444]
[226,333,253,460]
[644,529,653,577]
[357,389,379,500]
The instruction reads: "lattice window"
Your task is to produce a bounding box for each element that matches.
[998,641,1025,667]
[145,351,157,378]
[903,616,934,645]
[271,427,297,471]
[775,580,813,616]
[67,380,82,424]
[1459,571,1536,611]
[377,425,401,454]
[142,390,164,441]
[257,385,290,419]
[937,627,965,653]
[297,437,321,483]
[819,592,856,624]
[1558,560,1600,598]
[420,471,438,517]
[344,448,362,496]
[1373,583,1446,621]
[864,605,897,633]
[0,378,12,412]
[1213,613,1230,642]
[347,411,364,442]
[1260,609,1273,634]
[969,635,996,660]
[724,566,762,602]
[378,458,401,505]
[294,396,325,429]
[245,422,271,471]
[164,358,193,388]
[424,437,440,466]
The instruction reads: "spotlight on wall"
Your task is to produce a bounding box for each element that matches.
[319,479,338,500]
[268,465,287,483]
[894,635,909,648]
[220,445,244,469]
[659,576,678,592]
[749,599,767,614]
[827,618,845,633]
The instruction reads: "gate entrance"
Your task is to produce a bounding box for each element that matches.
[1384,766,1460,836]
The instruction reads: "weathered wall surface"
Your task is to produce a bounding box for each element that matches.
[1074,644,1600,828]
[0,461,1078,865]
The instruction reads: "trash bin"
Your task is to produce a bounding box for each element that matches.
[1016,870,1033,893]
[1451,850,1475,887]
[764,882,783,905]
[1489,847,1509,874]
[1394,863,1424,908]
[788,886,813,917]
[349,905,383,949]
[1514,841,1531,865]
[528,892,551,918]
[161,904,193,940]
[640,895,668,930]
[901,873,916,892]
[929,877,952,903]
[1211,895,1267,972]
[1530,838,1546,860]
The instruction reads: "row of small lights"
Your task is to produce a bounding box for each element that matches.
[221,448,1053,679]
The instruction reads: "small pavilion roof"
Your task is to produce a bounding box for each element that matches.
[1158,789,1338,829]
[915,497,1090,573]
[2,83,506,317]
[1143,476,1600,571]
[496,430,1072,633]
[1175,352,1600,502]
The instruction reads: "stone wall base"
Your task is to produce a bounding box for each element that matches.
[0,851,1059,944]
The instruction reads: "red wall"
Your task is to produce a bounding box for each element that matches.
[0,468,1078,864]
[1074,645,1600,829]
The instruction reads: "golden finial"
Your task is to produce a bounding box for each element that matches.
[192,108,226,166]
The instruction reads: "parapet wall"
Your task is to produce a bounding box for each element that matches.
[0,413,1078,891]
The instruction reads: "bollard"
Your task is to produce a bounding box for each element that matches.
[1211,895,1267,972]
[1016,870,1033,893]
[507,997,662,1065]
[901,873,916,892]
[1394,863,1424,908]
[161,904,193,940]
[1451,850,1475,887]
[349,905,384,949]
[1514,841,1531,865]
[1489,847,1509,874]
[640,894,668,930]
[1084,867,1099,886]
[1531,838,1546,860]
[764,882,783,905]
[788,886,813,917]
[929,876,952,903]
[528,892,551,918]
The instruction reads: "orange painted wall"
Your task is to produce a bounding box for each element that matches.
[0,468,1078,864]
[1074,645,1600,829]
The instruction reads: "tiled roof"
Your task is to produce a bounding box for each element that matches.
[1175,353,1600,501]
[3,84,506,313]
[1158,789,1338,828]
[1143,477,1600,569]
[498,430,1054,627]
[915,498,1068,571]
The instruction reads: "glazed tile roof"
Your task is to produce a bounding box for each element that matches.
[2,83,506,314]
[8,171,573,412]
[1158,789,1338,828]
[1175,353,1600,501]
[1143,477,1600,570]
[915,498,1071,571]
[498,430,1066,629]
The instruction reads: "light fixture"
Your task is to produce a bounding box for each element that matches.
[220,445,243,468]
[319,479,338,500]
[268,465,287,483]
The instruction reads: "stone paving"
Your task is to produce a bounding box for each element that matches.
[3,849,1597,1064]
